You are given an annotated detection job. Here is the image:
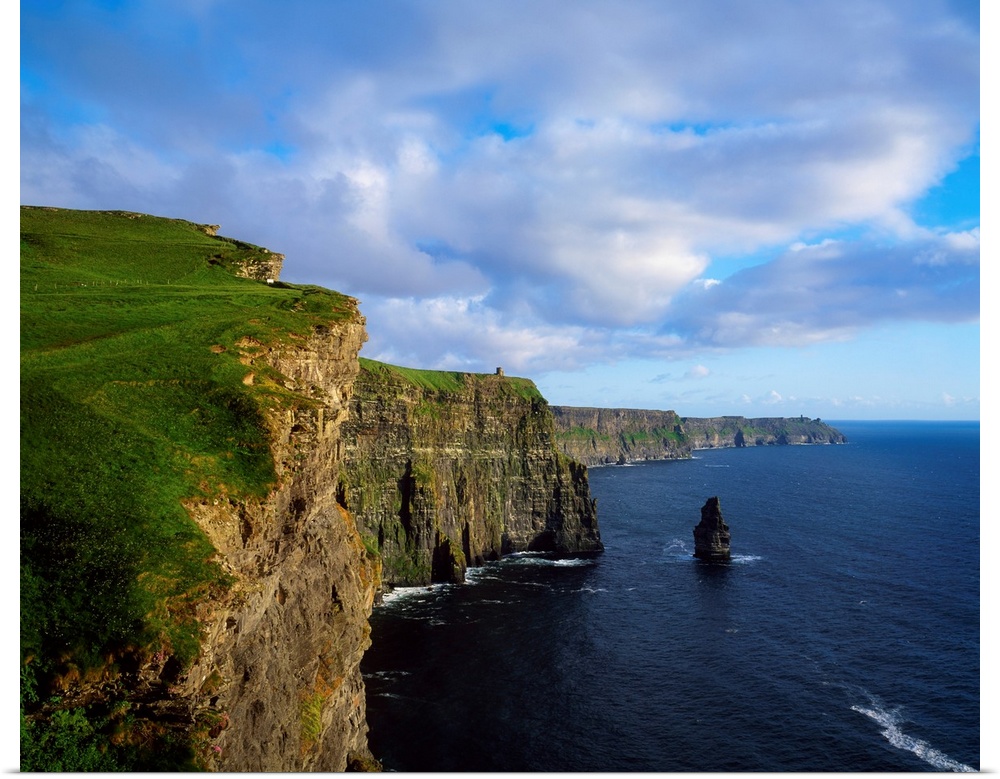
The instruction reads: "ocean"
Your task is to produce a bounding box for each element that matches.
[360,420,980,772]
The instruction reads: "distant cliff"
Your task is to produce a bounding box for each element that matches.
[341,362,602,587]
[21,208,600,772]
[552,406,846,465]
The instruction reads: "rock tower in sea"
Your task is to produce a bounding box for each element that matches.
[693,496,731,561]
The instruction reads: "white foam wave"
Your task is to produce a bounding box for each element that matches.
[552,557,596,567]
[380,564,498,606]
[379,583,450,606]
[463,565,493,583]
[851,698,975,772]
[663,539,760,565]
[506,553,595,568]
[363,670,412,680]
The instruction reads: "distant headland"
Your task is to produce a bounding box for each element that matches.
[551,406,846,466]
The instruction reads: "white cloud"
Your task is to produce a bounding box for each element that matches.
[762,390,784,405]
[362,295,598,374]
[19,0,979,395]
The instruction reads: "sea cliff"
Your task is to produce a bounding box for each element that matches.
[178,312,382,771]
[20,207,837,772]
[552,406,846,465]
[19,207,601,771]
[340,361,602,587]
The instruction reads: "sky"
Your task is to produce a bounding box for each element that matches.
[19,0,982,420]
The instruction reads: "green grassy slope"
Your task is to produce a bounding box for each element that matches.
[358,357,544,401]
[20,207,356,769]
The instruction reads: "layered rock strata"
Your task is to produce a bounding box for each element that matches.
[180,309,382,771]
[341,362,603,587]
[693,496,731,561]
[552,407,846,466]
[552,406,686,465]
[681,415,846,449]
[21,210,604,771]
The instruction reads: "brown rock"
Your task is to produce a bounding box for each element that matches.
[341,364,603,588]
[184,309,381,771]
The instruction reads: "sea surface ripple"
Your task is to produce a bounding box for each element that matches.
[362,421,979,772]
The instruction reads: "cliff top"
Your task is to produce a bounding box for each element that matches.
[21,206,359,686]
[359,357,544,402]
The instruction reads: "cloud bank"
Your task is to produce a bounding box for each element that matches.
[21,0,979,378]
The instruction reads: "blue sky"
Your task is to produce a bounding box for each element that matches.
[19,0,981,419]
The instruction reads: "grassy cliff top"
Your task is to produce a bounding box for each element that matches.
[20,207,356,695]
[359,357,544,402]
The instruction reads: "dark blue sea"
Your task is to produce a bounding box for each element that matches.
[361,421,980,772]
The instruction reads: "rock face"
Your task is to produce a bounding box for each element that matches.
[182,310,383,771]
[340,361,603,587]
[681,415,846,450]
[552,407,846,466]
[184,322,604,768]
[19,210,602,771]
[551,406,687,465]
[693,497,731,561]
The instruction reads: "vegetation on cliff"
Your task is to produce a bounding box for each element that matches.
[358,359,544,402]
[18,205,848,772]
[552,406,846,465]
[341,360,601,587]
[20,207,357,769]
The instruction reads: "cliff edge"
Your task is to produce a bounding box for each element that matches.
[20,207,601,771]
[341,361,602,587]
[552,406,846,465]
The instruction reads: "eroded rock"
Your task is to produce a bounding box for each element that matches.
[693,496,731,561]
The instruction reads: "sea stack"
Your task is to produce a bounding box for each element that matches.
[693,496,731,561]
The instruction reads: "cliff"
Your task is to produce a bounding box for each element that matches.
[178,318,382,771]
[552,406,846,465]
[19,207,600,771]
[552,406,687,465]
[683,415,846,448]
[341,361,602,587]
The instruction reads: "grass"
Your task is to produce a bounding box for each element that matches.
[20,206,357,768]
[359,357,544,402]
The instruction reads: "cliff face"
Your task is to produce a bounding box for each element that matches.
[180,348,606,768]
[341,362,603,587]
[182,311,382,771]
[681,415,848,449]
[190,351,603,768]
[552,406,687,465]
[21,209,603,772]
[552,407,846,465]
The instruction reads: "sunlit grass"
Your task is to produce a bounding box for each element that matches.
[359,357,544,402]
[20,207,355,709]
